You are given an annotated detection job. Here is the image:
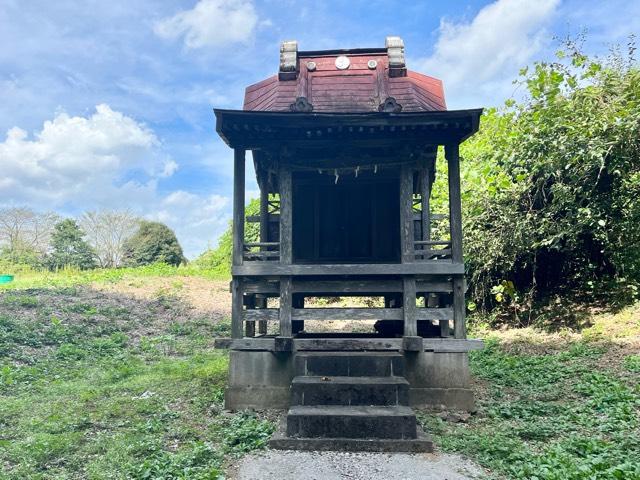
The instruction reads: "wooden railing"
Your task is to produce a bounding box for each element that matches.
[242,242,280,261]
[414,240,452,261]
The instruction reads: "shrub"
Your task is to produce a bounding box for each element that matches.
[122,221,185,267]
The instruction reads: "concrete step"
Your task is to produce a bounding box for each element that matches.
[286,405,417,439]
[290,376,410,406]
[295,352,404,377]
[270,420,434,453]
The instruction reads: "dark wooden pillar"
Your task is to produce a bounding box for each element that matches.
[232,149,245,267]
[403,277,417,337]
[419,168,431,242]
[446,143,466,339]
[278,165,293,345]
[258,185,269,335]
[231,149,245,339]
[399,164,415,263]
[400,164,419,349]
[244,295,256,337]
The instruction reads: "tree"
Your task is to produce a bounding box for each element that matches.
[80,210,138,268]
[0,207,59,265]
[122,221,185,267]
[46,219,97,270]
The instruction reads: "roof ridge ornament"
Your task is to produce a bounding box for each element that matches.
[385,36,407,78]
[279,40,298,81]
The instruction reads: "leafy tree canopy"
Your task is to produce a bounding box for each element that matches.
[122,221,185,267]
[46,219,97,270]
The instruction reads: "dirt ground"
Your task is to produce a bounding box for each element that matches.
[230,450,485,480]
[94,276,232,319]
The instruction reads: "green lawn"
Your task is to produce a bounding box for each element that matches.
[0,284,273,479]
[419,317,640,479]
[1,268,639,479]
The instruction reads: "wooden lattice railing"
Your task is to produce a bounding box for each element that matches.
[242,242,280,261]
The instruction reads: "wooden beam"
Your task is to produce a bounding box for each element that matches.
[416,307,453,320]
[292,308,403,321]
[215,337,485,352]
[243,279,454,295]
[233,262,464,276]
[232,149,245,266]
[244,308,279,322]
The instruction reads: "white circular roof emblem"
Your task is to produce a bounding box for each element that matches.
[367,59,377,69]
[335,55,350,70]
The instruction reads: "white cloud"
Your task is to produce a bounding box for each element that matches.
[0,105,229,258]
[415,0,560,108]
[154,0,259,49]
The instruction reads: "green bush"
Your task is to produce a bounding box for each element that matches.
[123,221,185,267]
[450,39,640,320]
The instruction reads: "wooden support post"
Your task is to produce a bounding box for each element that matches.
[258,186,269,335]
[231,278,243,339]
[399,164,415,263]
[232,149,245,267]
[279,166,292,265]
[420,168,431,242]
[256,295,268,335]
[292,295,304,334]
[245,294,256,337]
[277,164,293,350]
[230,149,245,340]
[403,277,417,337]
[279,277,293,339]
[446,143,466,339]
[453,277,466,339]
[446,143,463,264]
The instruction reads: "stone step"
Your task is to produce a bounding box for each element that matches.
[295,351,404,377]
[290,376,410,406]
[286,405,417,439]
[270,420,434,453]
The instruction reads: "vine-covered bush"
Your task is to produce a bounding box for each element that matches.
[456,39,640,319]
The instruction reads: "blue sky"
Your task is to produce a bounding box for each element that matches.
[0,0,638,258]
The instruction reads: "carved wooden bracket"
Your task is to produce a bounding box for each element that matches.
[289,96,314,112]
[378,97,403,113]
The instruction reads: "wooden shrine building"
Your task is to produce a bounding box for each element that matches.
[214,37,483,451]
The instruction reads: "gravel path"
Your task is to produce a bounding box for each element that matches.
[233,450,484,480]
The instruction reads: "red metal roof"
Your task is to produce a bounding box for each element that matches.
[243,45,446,113]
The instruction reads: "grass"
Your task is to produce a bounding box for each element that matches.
[418,312,640,479]
[2,265,639,479]
[0,262,228,291]
[0,282,273,479]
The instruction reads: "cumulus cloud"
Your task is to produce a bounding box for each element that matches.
[154,0,259,49]
[416,0,560,107]
[0,105,229,258]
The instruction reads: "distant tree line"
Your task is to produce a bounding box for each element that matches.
[0,207,185,270]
